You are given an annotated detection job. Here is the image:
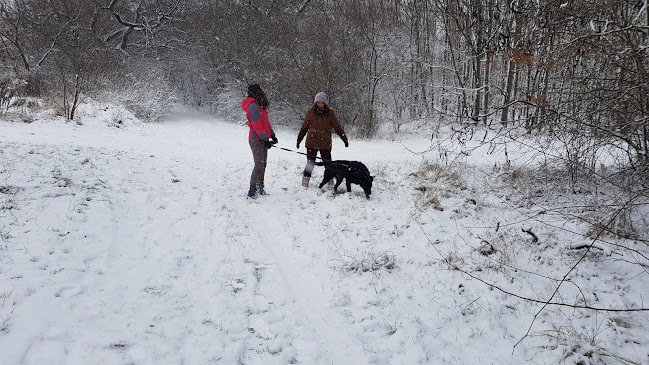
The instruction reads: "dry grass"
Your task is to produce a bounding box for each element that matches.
[331,248,397,273]
[584,204,648,242]
[411,162,466,212]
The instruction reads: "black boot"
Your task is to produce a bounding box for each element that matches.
[257,185,268,196]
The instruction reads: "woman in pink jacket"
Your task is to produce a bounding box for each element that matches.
[242,84,278,199]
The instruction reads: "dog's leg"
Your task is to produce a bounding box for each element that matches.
[333,176,343,192]
[346,179,352,192]
[319,170,333,189]
[318,177,328,189]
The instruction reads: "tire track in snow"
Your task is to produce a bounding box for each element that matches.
[227,187,372,365]
[89,147,258,363]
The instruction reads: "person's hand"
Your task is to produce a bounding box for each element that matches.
[272,136,279,145]
[344,140,349,148]
[264,140,273,149]
[296,142,300,149]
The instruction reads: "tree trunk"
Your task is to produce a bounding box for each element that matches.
[472,56,482,122]
[501,58,515,125]
[483,54,491,125]
[70,74,81,121]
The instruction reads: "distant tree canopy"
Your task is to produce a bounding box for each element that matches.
[1,0,647,167]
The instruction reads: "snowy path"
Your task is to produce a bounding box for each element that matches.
[0,115,421,364]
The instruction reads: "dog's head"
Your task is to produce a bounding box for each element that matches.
[362,176,374,199]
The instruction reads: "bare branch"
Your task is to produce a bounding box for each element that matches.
[417,221,649,313]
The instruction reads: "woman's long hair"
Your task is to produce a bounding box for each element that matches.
[312,103,329,115]
[247,84,269,109]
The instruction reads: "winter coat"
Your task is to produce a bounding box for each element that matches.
[242,97,275,141]
[297,107,348,150]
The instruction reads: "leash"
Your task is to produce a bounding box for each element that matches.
[274,146,325,160]
[276,146,360,172]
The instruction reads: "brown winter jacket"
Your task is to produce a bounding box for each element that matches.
[297,107,348,150]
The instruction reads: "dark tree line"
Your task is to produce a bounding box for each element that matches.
[1,0,647,169]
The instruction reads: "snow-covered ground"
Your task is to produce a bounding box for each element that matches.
[1,102,648,365]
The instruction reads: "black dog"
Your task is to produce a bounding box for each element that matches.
[315,160,373,198]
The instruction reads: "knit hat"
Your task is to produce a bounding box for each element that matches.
[314,92,329,105]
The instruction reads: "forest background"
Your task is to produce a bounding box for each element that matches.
[0,0,646,145]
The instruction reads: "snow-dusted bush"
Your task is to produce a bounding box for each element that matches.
[73,100,142,129]
[0,75,27,112]
[9,97,41,110]
[539,324,635,365]
[92,64,176,122]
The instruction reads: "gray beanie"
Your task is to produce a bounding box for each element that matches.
[314,92,329,105]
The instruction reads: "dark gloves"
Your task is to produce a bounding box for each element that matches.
[344,140,349,148]
[296,142,300,149]
[265,136,278,149]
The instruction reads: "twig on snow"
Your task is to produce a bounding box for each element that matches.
[521,228,538,243]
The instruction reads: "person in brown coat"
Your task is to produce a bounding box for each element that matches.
[296,92,349,187]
